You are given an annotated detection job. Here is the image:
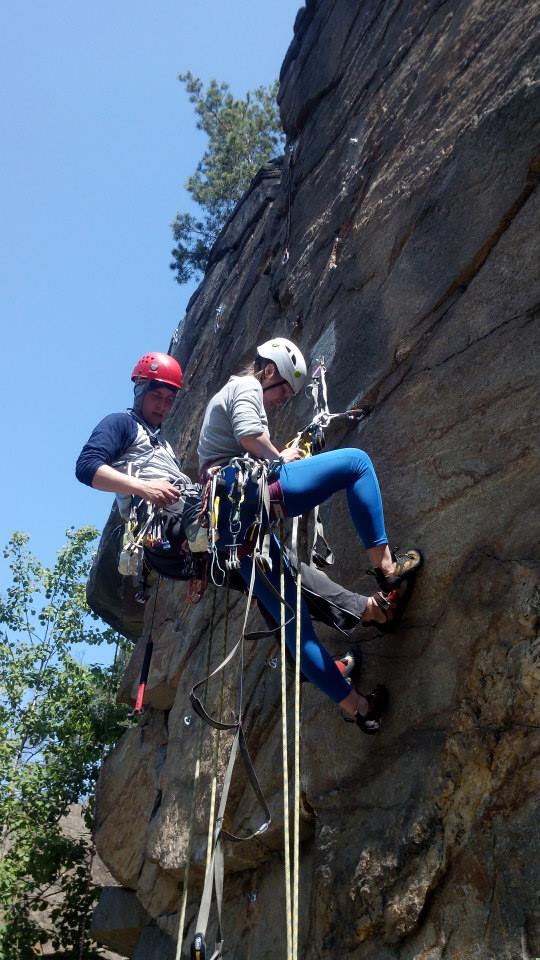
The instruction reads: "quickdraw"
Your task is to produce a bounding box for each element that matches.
[282,139,298,266]
[117,485,179,578]
[224,457,249,570]
[204,467,227,586]
[204,456,270,581]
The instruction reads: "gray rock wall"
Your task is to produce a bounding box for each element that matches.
[90,1,540,957]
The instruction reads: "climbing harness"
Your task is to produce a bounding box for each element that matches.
[116,475,208,599]
[204,457,271,586]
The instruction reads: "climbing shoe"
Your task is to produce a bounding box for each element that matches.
[362,580,415,633]
[334,646,362,683]
[355,684,389,735]
[370,548,423,591]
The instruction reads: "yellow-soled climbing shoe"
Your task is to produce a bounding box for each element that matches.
[371,548,423,591]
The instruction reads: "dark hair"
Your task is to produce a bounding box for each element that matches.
[145,380,178,394]
[236,356,276,379]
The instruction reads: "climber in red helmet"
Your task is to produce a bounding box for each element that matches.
[76,351,189,517]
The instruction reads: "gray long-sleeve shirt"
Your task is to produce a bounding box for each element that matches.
[197,376,268,469]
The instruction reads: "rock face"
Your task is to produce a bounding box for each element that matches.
[91,888,150,957]
[90,1,540,958]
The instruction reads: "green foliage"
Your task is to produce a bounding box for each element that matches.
[0,528,131,959]
[170,71,284,283]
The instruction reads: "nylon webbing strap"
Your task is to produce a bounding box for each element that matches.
[312,505,335,567]
[175,588,218,960]
[244,555,296,641]
[192,727,238,959]
[221,726,271,841]
[191,726,271,960]
[205,584,229,874]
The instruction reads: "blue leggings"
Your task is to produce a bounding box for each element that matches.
[239,535,352,702]
[277,448,388,550]
[233,449,388,703]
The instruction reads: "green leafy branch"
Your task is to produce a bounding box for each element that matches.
[170,71,284,284]
[0,528,131,959]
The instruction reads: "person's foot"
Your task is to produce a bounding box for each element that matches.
[374,549,423,590]
[362,594,387,624]
[334,647,362,683]
[362,581,414,633]
[355,684,389,734]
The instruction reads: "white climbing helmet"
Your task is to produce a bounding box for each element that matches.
[256,337,307,394]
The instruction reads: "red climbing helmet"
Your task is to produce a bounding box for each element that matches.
[131,352,183,389]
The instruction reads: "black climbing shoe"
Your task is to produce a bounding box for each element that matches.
[355,684,389,735]
[370,548,423,591]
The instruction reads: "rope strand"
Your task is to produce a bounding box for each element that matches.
[292,520,302,960]
[279,525,293,960]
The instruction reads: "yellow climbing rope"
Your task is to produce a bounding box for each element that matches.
[279,524,293,960]
[280,518,303,960]
[292,518,302,960]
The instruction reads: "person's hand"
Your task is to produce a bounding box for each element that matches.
[138,479,180,507]
[279,446,306,464]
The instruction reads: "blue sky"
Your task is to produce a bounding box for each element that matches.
[0,0,300,574]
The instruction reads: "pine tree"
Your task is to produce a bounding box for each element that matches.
[170,72,284,284]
